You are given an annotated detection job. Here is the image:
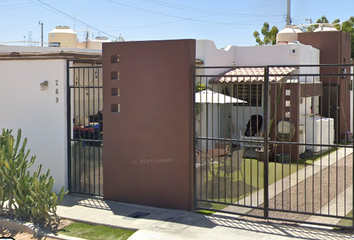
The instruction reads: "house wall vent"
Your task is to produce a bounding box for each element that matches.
[289,48,297,55]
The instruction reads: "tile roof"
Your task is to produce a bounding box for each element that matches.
[210,67,297,83]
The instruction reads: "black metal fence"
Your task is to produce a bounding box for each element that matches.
[194,64,354,228]
[67,63,103,195]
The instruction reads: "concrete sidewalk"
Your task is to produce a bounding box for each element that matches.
[57,194,353,240]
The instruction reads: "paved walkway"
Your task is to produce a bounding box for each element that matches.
[57,194,354,240]
[227,148,353,225]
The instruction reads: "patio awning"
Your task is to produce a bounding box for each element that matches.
[195,89,246,104]
[209,67,297,83]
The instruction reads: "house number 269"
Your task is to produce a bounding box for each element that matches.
[55,80,59,103]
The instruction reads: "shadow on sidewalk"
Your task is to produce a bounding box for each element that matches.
[207,214,354,240]
[60,194,354,239]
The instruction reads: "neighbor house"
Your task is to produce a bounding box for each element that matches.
[0,45,102,192]
[195,39,325,160]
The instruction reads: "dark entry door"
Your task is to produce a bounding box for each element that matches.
[321,85,339,143]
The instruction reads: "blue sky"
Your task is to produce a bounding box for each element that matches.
[1,0,354,48]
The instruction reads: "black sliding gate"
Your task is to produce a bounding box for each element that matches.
[194,64,354,228]
[67,63,103,196]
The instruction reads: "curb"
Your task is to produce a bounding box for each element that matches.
[0,217,37,234]
[0,217,86,240]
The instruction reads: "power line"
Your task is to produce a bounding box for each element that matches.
[105,0,236,25]
[292,18,303,25]
[107,0,285,20]
[137,0,284,17]
[105,0,285,32]
[108,17,285,33]
[0,0,67,10]
[137,0,213,14]
[295,0,354,6]
[0,21,37,33]
[29,0,77,25]
[34,0,118,39]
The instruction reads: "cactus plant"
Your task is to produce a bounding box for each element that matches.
[0,129,66,225]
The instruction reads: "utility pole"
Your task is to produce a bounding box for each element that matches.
[286,0,291,25]
[28,31,32,46]
[305,18,313,32]
[39,21,44,47]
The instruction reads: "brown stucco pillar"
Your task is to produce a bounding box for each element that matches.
[298,31,351,142]
[102,39,196,211]
[269,83,300,162]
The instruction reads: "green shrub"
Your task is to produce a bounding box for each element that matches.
[0,129,66,225]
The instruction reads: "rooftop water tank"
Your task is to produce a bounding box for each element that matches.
[314,23,338,32]
[92,36,110,42]
[48,26,77,48]
[83,36,111,50]
[276,25,303,45]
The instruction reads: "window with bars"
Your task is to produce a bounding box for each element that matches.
[233,84,262,107]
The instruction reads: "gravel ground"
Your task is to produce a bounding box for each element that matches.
[244,153,353,222]
[0,219,73,240]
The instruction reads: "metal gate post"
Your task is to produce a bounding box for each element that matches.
[66,60,72,192]
[263,66,269,219]
[352,71,354,229]
[193,66,197,211]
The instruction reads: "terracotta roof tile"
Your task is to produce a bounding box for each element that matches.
[210,67,296,83]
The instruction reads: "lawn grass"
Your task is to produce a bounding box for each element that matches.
[197,146,348,213]
[195,209,215,215]
[298,147,339,165]
[199,158,306,211]
[207,159,305,190]
[59,222,136,240]
[337,210,353,228]
[207,146,343,190]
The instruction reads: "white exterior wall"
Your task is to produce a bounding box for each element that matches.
[195,40,237,149]
[233,44,319,137]
[0,59,68,192]
[234,44,319,67]
[196,40,236,68]
[196,40,237,84]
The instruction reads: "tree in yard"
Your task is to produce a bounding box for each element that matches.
[316,15,329,24]
[115,34,125,42]
[253,22,279,45]
[302,16,330,32]
[340,17,354,58]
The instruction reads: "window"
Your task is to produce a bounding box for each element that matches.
[49,42,60,47]
[233,84,262,107]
